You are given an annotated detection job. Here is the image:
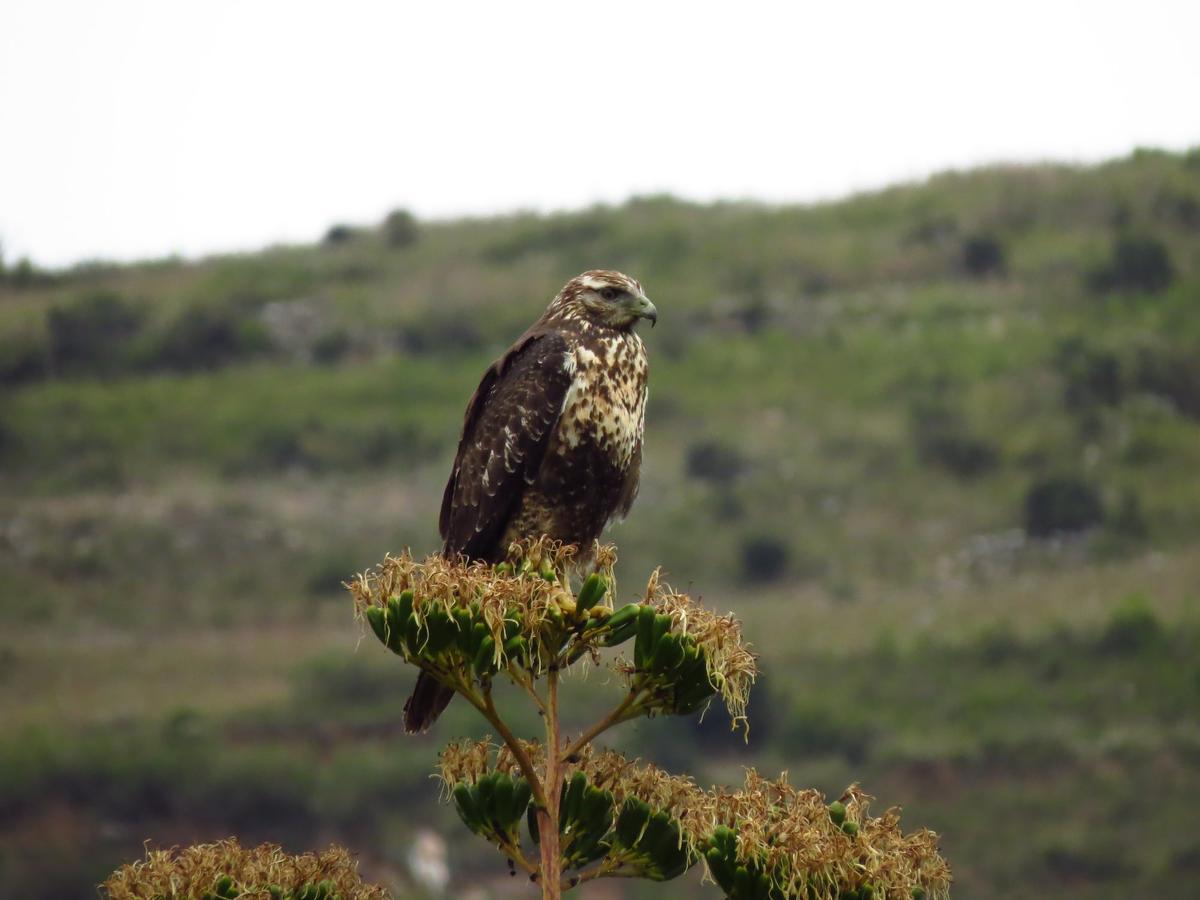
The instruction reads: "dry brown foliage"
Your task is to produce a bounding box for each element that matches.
[435,741,950,898]
[684,771,952,899]
[101,839,388,899]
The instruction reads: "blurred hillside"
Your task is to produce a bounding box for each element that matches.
[1,148,1199,898]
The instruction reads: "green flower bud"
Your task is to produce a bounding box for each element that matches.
[491,773,515,830]
[828,800,847,826]
[472,635,496,677]
[576,573,608,612]
[453,782,484,834]
[602,604,641,646]
[634,605,658,667]
[364,605,388,646]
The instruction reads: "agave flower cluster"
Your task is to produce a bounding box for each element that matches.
[622,567,758,728]
[348,538,756,726]
[439,739,702,883]
[348,540,950,898]
[686,773,952,900]
[438,740,951,899]
[103,839,387,900]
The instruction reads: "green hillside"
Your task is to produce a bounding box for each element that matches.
[2,148,1199,898]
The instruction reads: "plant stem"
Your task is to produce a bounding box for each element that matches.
[560,686,646,763]
[494,834,538,876]
[473,684,548,811]
[561,860,642,890]
[538,666,563,900]
[508,663,547,714]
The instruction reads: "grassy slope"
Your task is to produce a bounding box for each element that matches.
[1,148,1199,898]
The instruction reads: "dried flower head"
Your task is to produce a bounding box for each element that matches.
[561,744,706,817]
[503,534,617,578]
[436,739,703,880]
[102,839,388,900]
[683,771,952,899]
[434,741,946,897]
[436,738,703,821]
[623,569,759,729]
[437,737,545,792]
[347,539,616,676]
[350,542,759,738]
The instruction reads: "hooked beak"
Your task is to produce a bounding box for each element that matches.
[631,294,658,327]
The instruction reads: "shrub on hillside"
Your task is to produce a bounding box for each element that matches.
[1023,475,1104,538]
[6,257,47,288]
[294,655,393,707]
[1088,233,1174,294]
[684,439,746,484]
[683,674,781,755]
[482,212,611,263]
[960,233,1006,278]
[781,702,875,763]
[382,208,419,247]
[1040,841,1138,884]
[311,328,353,364]
[1095,595,1163,656]
[47,290,143,375]
[905,214,958,246]
[398,313,484,353]
[1109,489,1149,540]
[1133,345,1200,420]
[0,413,11,459]
[740,534,790,583]
[910,400,999,478]
[1154,188,1200,228]
[232,419,434,474]
[0,335,48,384]
[305,552,359,597]
[143,306,271,372]
[974,624,1027,665]
[322,224,358,246]
[1054,338,1123,410]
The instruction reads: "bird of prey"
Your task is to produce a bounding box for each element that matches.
[403,270,657,732]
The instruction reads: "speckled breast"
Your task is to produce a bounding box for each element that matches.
[502,330,648,550]
[557,333,647,469]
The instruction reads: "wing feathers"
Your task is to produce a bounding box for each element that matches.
[439,331,572,561]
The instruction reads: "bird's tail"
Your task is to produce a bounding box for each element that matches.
[403,671,456,733]
[402,546,491,733]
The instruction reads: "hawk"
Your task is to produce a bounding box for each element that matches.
[404,270,657,732]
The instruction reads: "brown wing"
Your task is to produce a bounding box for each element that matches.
[614,438,642,520]
[439,330,572,561]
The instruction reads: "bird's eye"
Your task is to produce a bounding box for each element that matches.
[599,287,620,301]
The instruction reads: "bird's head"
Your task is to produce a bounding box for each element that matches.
[548,270,657,331]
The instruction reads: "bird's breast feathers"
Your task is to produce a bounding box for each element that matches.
[555,332,647,469]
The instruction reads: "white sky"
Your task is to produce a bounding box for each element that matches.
[1,0,1197,268]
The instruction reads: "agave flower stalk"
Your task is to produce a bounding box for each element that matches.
[347,539,950,899]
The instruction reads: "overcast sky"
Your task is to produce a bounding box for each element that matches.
[2,0,1197,268]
